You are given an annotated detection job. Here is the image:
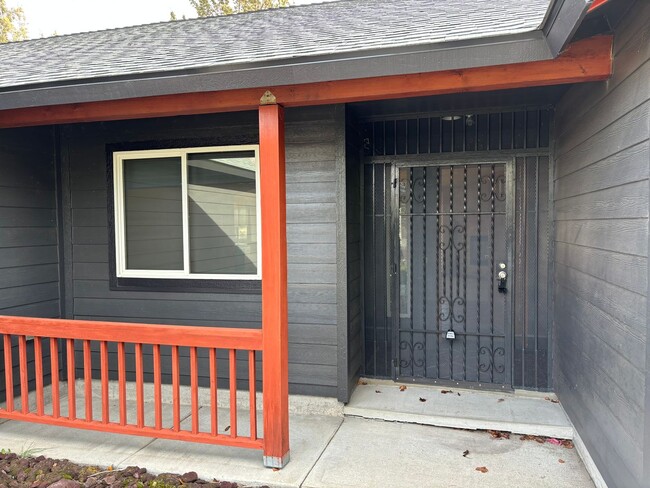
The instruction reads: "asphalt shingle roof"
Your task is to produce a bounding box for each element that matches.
[0,0,552,90]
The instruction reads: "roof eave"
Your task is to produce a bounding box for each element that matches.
[0,31,552,112]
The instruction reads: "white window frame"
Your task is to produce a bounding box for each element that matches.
[113,145,262,280]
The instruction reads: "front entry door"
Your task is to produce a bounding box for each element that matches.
[395,162,513,387]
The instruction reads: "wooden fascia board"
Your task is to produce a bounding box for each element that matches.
[588,0,609,12]
[0,35,613,129]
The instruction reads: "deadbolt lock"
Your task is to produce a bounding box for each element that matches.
[497,263,508,294]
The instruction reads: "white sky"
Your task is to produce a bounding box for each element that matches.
[7,0,332,38]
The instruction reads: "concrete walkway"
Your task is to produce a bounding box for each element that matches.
[0,384,595,488]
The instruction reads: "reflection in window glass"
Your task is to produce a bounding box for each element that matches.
[124,158,183,270]
[188,151,257,274]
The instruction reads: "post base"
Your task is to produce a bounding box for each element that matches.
[263,451,291,469]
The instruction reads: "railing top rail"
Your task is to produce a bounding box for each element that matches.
[0,316,263,350]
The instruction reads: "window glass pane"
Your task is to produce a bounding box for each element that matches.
[188,151,257,275]
[124,157,183,270]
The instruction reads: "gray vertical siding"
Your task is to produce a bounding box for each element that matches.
[61,106,342,397]
[0,126,58,396]
[553,2,649,487]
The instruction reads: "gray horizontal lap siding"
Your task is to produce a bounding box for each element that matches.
[553,2,650,487]
[62,106,342,397]
[0,126,58,398]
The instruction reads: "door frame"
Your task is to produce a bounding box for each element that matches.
[386,156,516,390]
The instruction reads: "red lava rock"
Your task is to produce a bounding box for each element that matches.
[49,480,83,488]
[182,471,199,483]
[0,453,253,488]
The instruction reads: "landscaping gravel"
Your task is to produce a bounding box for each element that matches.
[0,452,268,488]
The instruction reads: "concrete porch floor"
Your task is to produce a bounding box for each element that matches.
[0,385,594,488]
[346,380,574,439]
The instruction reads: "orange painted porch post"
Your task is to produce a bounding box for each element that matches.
[259,100,290,468]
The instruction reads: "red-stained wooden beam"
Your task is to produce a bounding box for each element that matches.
[0,410,263,449]
[259,103,290,469]
[0,35,613,129]
[0,316,263,351]
[588,0,608,12]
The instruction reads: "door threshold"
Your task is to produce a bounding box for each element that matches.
[346,380,572,439]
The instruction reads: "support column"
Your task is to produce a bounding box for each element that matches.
[259,97,290,468]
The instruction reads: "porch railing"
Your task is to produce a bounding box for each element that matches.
[0,316,264,451]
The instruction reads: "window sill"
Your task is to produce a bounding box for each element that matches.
[111,276,262,294]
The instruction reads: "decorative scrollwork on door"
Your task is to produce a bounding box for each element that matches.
[480,174,506,201]
[480,176,493,201]
[412,177,425,203]
[438,296,465,323]
[479,346,505,373]
[439,225,466,251]
[494,175,506,201]
[400,341,425,368]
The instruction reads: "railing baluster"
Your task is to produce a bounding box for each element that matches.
[3,335,13,412]
[135,343,144,428]
[0,318,265,454]
[50,338,59,418]
[209,348,218,436]
[100,341,109,424]
[249,350,257,441]
[153,344,162,430]
[66,338,76,420]
[118,342,126,426]
[19,336,28,413]
[172,345,180,432]
[34,337,44,415]
[83,340,92,421]
[229,349,237,438]
[190,346,199,434]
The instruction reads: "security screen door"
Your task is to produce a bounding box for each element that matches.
[395,162,513,386]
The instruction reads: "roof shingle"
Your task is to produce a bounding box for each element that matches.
[0,0,551,90]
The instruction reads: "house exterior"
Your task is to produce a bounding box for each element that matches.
[0,0,647,485]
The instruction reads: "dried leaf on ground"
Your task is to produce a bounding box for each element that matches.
[358,380,368,385]
[520,434,546,443]
[419,397,427,402]
[497,398,505,403]
[562,440,574,449]
[558,459,566,464]
[375,390,382,393]
[488,430,510,439]
[441,390,453,394]
[273,468,280,472]
[399,385,407,391]
[544,396,560,404]
[462,450,470,457]
[475,466,489,473]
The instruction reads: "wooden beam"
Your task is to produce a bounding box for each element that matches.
[259,103,290,468]
[588,0,608,12]
[0,35,613,129]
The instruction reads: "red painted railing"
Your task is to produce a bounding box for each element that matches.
[0,316,263,451]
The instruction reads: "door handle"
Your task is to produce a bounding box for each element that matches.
[497,263,507,294]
